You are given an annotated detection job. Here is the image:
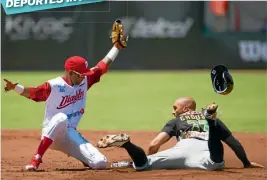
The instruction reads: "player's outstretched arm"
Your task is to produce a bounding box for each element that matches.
[216,119,264,168]
[101,42,124,68]
[223,135,251,167]
[3,79,50,102]
[224,135,264,168]
[88,42,124,79]
[4,79,31,98]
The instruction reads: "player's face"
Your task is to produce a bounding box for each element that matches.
[172,101,189,117]
[70,71,85,85]
[172,105,182,117]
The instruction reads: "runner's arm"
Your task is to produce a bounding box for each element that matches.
[217,120,251,167]
[147,132,171,155]
[147,119,177,155]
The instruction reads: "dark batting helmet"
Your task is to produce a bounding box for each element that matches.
[211,65,234,95]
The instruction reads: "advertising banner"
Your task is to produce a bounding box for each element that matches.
[2,1,266,71]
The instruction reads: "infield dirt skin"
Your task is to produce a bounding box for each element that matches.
[2,130,267,180]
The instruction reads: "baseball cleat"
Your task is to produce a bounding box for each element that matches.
[203,103,218,120]
[206,103,218,113]
[25,155,42,171]
[97,133,130,148]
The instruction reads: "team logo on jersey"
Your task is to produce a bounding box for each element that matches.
[57,89,85,109]
[56,85,66,92]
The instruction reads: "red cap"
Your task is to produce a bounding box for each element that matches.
[64,56,93,76]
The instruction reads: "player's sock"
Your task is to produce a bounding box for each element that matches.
[122,141,148,167]
[208,120,224,163]
[208,137,224,163]
[35,136,53,158]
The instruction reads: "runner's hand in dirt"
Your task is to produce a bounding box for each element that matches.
[3,79,18,92]
[246,162,264,168]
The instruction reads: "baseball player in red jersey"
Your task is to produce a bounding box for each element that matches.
[4,38,125,171]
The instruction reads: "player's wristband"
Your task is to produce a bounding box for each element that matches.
[105,46,119,61]
[14,84,24,94]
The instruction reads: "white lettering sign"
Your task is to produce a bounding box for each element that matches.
[239,41,267,62]
[5,15,74,43]
[112,17,194,38]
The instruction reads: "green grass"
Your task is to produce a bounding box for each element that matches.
[1,71,267,133]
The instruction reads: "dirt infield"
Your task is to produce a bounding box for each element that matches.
[2,130,267,180]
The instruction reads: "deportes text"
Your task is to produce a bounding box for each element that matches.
[5,0,83,8]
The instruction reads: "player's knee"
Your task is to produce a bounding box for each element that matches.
[52,113,68,127]
[43,113,68,141]
[90,156,107,169]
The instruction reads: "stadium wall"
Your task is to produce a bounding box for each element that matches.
[1,2,266,70]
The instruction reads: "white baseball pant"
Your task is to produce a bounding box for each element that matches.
[41,113,107,169]
[134,138,224,171]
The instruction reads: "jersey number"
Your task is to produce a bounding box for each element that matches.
[187,120,209,132]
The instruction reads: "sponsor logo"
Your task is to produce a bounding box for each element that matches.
[111,17,194,38]
[57,89,84,109]
[67,108,85,119]
[5,15,74,43]
[239,41,267,62]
